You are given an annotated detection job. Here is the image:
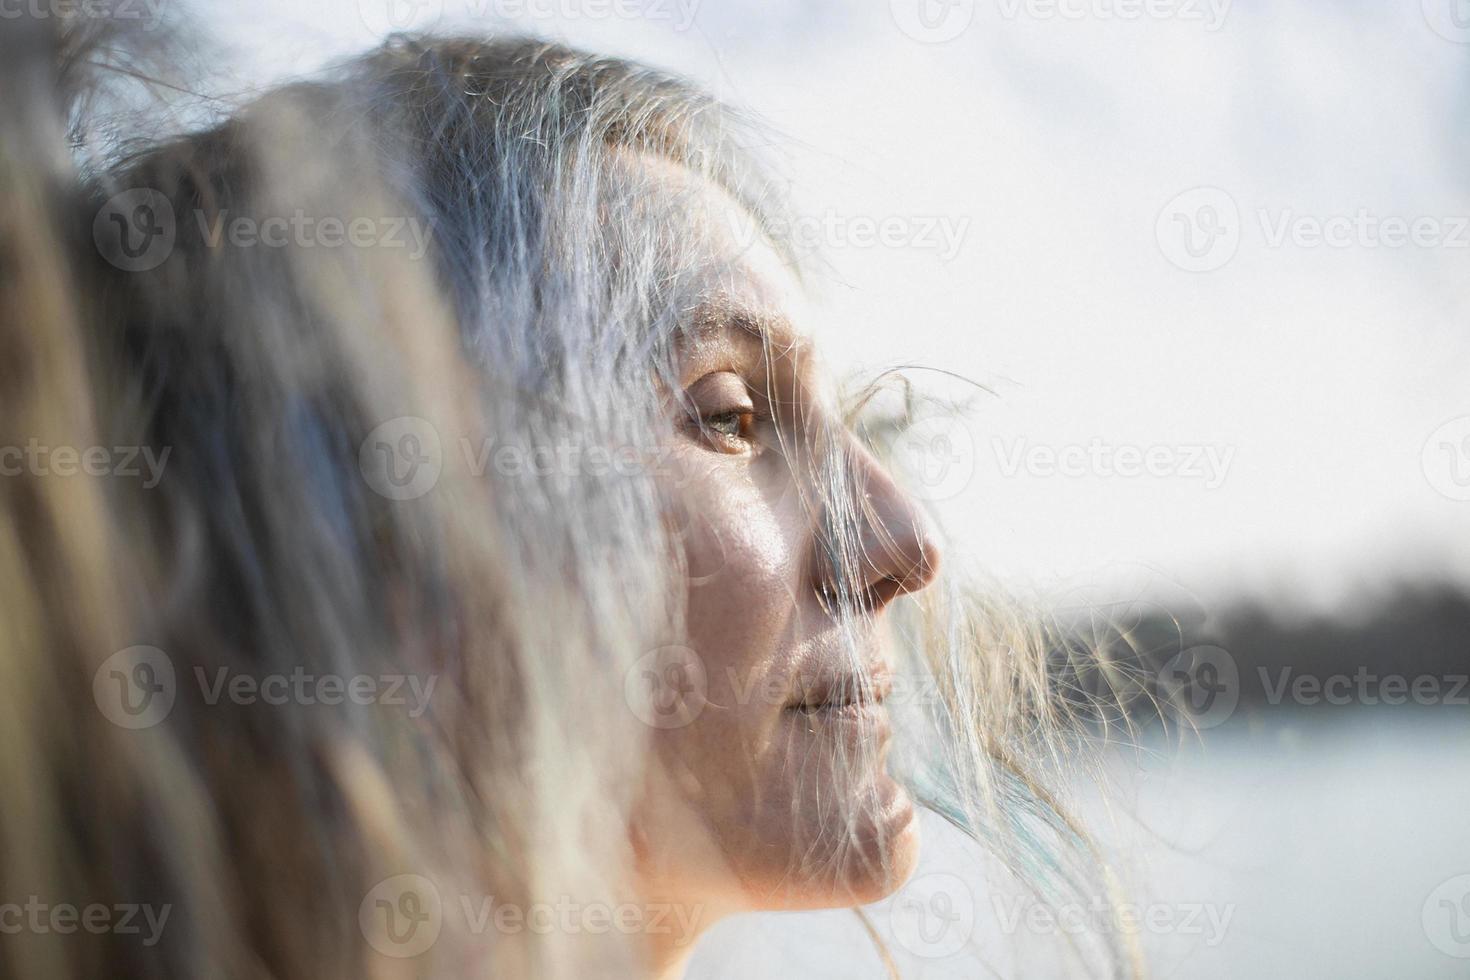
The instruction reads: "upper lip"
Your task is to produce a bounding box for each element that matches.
[790,665,894,711]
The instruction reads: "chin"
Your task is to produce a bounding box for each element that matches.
[744,775,923,911]
[841,775,922,905]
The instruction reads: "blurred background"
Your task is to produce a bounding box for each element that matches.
[177,0,1469,975]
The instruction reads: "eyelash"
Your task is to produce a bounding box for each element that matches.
[680,370,777,455]
[685,400,773,454]
[704,409,753,439]
[699,407,770,451]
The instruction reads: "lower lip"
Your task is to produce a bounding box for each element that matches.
[787,702,894,743]
[792,701,889,724]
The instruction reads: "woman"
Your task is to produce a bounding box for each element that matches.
[0,17,1133,979]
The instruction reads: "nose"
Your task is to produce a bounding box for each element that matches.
[810,437,942,613]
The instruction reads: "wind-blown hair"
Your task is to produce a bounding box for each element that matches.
[0,16,1137,980]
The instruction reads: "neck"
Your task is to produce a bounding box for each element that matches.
[639,895,728,979]
[650,937,697,980]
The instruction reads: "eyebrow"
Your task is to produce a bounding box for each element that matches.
[688,297,810,358]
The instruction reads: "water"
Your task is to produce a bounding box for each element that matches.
[685,712,1470,978]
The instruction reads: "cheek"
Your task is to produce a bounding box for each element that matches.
[647,453,807,850]
[648,454,918,909]
[672,451,805,689]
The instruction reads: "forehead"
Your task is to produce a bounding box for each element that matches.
[614,149,812,357]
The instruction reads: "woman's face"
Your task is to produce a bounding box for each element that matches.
[630,157,941,919]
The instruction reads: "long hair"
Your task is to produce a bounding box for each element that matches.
[0,16,1137,979]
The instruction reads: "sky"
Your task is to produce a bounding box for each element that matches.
[186,0,1470,611]
[119,7,1470,975]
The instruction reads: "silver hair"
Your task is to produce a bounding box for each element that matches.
[0,18,1136,979]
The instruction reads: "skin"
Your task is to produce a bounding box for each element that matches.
[626,156,942,976]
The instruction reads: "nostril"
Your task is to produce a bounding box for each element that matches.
[810,439,945,613]
[868,577,904,610]
[907,540,941,589]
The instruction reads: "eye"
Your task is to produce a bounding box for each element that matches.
[682,372,767,455]
[703,408,755,440]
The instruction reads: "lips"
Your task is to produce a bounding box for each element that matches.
[789,668,893,717]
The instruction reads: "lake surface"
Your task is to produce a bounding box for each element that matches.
[686,712,1470,978]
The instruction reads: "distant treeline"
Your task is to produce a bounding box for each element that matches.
[1048,581,1470,723]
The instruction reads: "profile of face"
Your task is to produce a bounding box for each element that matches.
[627,156,942,924]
